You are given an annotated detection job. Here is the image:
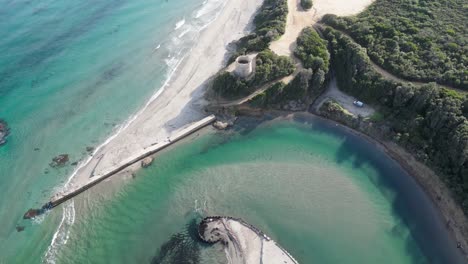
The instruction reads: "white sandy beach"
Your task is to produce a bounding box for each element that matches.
[63,0,263,190]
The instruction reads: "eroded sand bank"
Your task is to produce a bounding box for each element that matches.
[199,217,298,264]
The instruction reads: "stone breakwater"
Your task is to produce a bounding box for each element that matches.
[199,216,299,264]
[24,115,216,219]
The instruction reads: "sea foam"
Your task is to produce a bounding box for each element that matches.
[45,0,228,261]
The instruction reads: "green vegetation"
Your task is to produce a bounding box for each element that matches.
[322,0,468,90]
[252,28,330,109]
[295,27,330,71]
[253,50,295,85]
[300,0,313,10]
[211,72,250,98]
[367,112,384,122]
[234,0,288,55]
[212,50,294,99]
[322,26,468,213]
[252,67,327,109]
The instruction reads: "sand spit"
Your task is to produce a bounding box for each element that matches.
[199,216,299,264]
[62,0,263,192]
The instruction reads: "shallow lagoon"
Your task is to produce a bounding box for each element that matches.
[52,115,464,263]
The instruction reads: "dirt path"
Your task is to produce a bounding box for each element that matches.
[269,0,316,57]
[315,23,467,94]
[313,77,375,117]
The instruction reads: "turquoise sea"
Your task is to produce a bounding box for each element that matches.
[0,0,227,262]
[0,0,465,263]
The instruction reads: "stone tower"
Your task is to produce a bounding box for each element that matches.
[234,55,253,79]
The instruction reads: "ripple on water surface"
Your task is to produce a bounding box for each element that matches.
[54,117,464,264]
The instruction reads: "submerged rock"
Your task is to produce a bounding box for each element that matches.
[49,154,69,167]
[0,119,10,146]
[86,146,94,153]
[141,157,154,168]
[23,209,40,219]
[213,121,229,130]
[16,226,25,232]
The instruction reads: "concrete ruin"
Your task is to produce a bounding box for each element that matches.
[199,216,299,264]
[234,55,254,78]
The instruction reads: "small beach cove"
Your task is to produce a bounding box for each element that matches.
[2,0,467,262]
[48,114,466,263]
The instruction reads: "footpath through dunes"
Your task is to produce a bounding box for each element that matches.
[208,0,375,109]
[36,0,264,209]
[199,216,299,264]
[269,0,374,57]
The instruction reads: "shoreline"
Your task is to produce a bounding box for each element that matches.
[60,0,263,195]
[234,109,468,260]
[44,0,263,259]
[42,0,467,261]
[317,114,468,257]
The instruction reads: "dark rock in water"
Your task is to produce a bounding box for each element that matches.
[71,161,78,166]
[23,209,40,219]
[141,157,153,168]
[151,219,201,264]
[16,226,25,232]
[49,154,69,167]
[34,147,40,151]
[86,146,94,153]
[0,119,10,146]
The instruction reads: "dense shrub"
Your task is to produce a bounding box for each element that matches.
[233,0,288,56]
[295,27,330,71]
[212,50,294,99]
[322,0,468,90]
[253,50,295,85]
[323,26,468,213]
[211,72,249,98]
[300,0,313,10]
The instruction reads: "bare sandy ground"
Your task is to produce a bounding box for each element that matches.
[313,78,375,117]
[270,0,374,56]
[64,0,263,191]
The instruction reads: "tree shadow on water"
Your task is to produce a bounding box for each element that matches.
[308,117,465,264]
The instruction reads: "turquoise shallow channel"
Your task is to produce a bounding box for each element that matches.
[0,0,224,261]
[45,115,464,263]
[0,0,465,263]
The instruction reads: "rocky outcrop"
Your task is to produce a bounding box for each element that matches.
[49,154,69,167]
[141,157,153,168]
[0,119,10,146]
[213,121,230,130]
[23,209,41,219]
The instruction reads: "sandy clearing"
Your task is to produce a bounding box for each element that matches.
[313,78,375,117]
[270,0,374,56]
